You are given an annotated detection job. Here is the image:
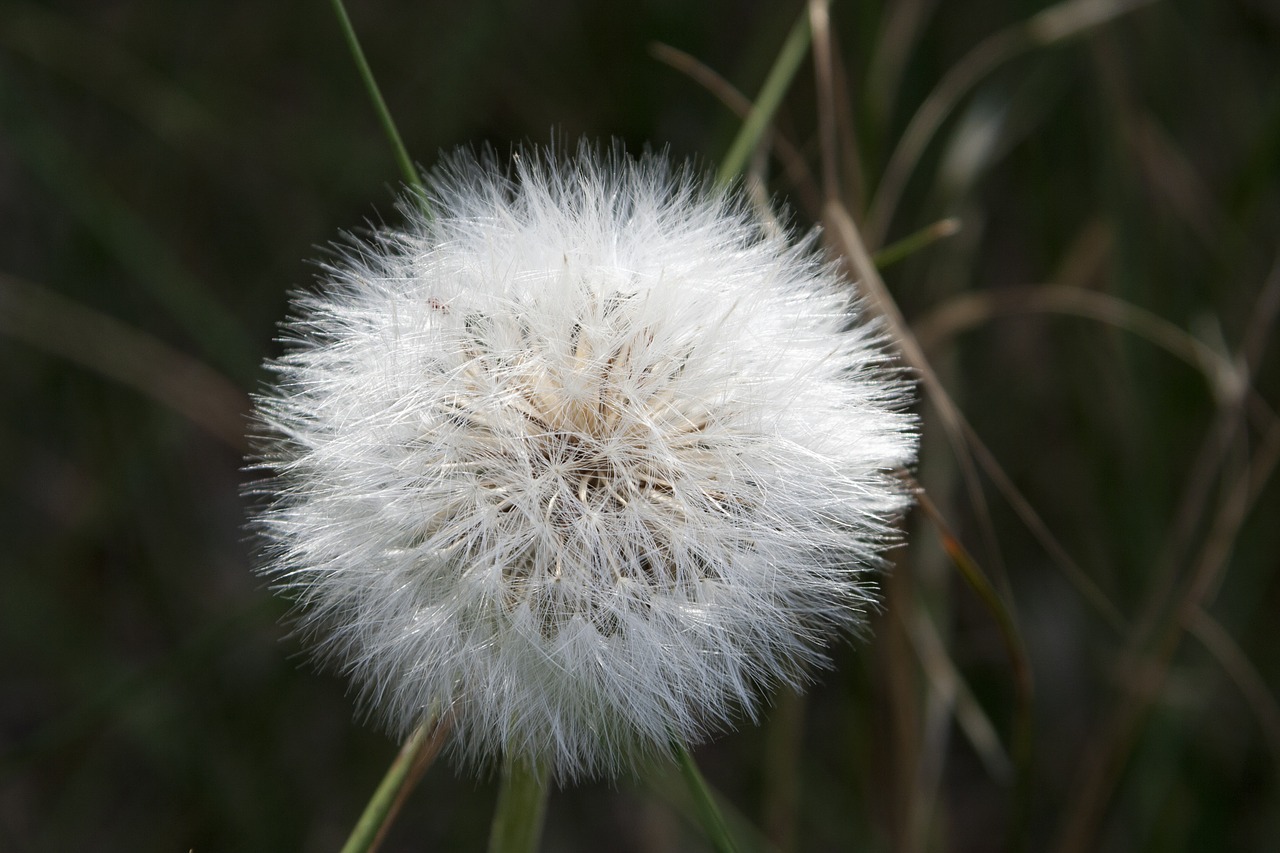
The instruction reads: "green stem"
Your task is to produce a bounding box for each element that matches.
[676,744,739,853]
[340,716,444,853]
[716,9,812,187]
[328,0,423,194]
[872,217,961,270]
[487,756,550,853]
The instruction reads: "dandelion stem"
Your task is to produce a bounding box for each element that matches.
[328,0,423,194]
[676,744,740,853]
[487,757,549,853]
[339,715,446,853]
[716,9,812,187]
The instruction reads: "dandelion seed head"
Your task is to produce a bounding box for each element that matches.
[252,141,917,780]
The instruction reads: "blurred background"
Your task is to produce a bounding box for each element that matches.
[2,0,1278,850]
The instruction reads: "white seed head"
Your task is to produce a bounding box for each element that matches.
[251,141,917,780]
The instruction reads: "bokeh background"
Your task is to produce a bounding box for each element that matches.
[2,0,1278,850]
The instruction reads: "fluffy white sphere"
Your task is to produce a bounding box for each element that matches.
[252,142,917,780]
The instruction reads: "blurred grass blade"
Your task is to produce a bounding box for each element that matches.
[2,2,220,153]
[329,0,423,195]
[916,487,1034,852]
[912,283,1239,399]
[863,24,1024,247]
[1132,251,1280,674]
[826,199,1126,633]
[0,86,256,380]
[716,9,812,186]
[872,218,961,269]
[644,757,777,852]
[1028,0,1154,43]
[808,0,839,203]
[676,744,741,853]
[1187,607,1280,770]
[864,0,1155,247]
[1054,411,1280,853]
[0,272,248,450]
[865,0,937,131]
[650,41,820,215]
[904,604,1013,782]
[1047,259,1280,853]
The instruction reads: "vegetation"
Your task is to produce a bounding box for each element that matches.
[2,0,1277,850]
